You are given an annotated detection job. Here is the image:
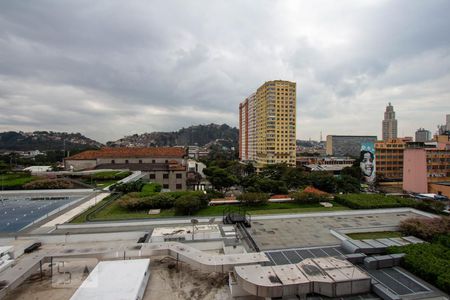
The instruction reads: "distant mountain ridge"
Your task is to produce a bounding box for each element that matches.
[107,124,238,147]
[0,131,103,151]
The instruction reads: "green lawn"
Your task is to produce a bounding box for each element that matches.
[0,173,38,189]
[347,231,403,240]
[140,183,161,196]
[71,199,350,222]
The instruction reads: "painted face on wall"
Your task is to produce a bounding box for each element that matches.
[360,151,374,177]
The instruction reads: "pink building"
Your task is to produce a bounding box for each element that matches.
[403,148,428,193]
[403,140,450,194]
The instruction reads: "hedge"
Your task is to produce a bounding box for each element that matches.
[23,179,74,190]
[387,235,450,293]
[290,191,329,204]
[334,194,445,214]
[117,190,208,211]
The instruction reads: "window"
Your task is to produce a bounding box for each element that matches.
[163,174,169,179]
[163,184,169,189]
[111,160,115,164]
[125,159,129,164]
[139,160,142,164]
[176,184,182,189]
[149,174,155,179]
[165,160,168,163]
[152,160,156,163]
[176,173,182,179]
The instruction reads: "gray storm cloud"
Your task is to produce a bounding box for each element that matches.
[0,0,449,142]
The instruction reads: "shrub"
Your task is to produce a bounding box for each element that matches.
[334,193,445,214]
[174,194,202,215]
[205,189,225,200]
[146,193,176,209]
[23,179,74,190]
[387,238,450,293]
[290,191,328,204]
[117,195,147,210]
[117,193,176,210]
[399,217,450,241]
[110,180,144,193]
[237,193,269,206]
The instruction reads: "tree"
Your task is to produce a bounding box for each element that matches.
[174,194,202,215]
[281,168,308,190]
[260,163,288,180]
[243,163,256,176]
[203,166,237,191]
[336,175,360,193]
[308,172,337,193]
[341,165,361,180]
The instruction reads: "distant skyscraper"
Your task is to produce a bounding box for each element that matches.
[446,114,450,131]
[415,128,431,142]
[437,114,450,135]
[382,102,398,141]
[239,80,296,166]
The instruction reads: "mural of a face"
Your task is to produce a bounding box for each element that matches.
[360,151,374,177]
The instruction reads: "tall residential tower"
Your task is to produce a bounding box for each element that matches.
[382,102,398,141]
[239,80,296,167]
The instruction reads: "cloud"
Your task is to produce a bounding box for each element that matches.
[0,0,449,142]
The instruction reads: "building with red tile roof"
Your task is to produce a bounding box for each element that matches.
[64,147,188,190]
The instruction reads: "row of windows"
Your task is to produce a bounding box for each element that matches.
[110,159,171,164]
[149,173,183,179]
[377,161,403,165]
[161,183,183,190]
[378,167,403,171]
[376,156,403,159]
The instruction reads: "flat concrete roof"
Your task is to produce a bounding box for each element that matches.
[69,259,150,300]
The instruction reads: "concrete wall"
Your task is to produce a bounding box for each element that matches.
[403,148,428,193]
[143,170,186,191]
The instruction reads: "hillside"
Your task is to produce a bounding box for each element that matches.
[0,131,103,151]
[107,124,238,147]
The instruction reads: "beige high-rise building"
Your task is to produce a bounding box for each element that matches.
[382,103,398,140]
[239,80,296,167]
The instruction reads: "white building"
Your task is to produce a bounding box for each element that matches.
[70,259,150,300]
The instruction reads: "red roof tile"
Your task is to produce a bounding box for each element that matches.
[66,147,186,160]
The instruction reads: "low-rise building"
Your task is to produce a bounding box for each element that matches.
[297,156,354,174]
[326,135,377,157]
[64,147,187,190]
[403,138,450,195]
[375,137,412,181]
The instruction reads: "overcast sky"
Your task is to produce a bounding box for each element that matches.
[0,0,449,143]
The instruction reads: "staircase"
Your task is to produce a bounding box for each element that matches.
[222,206,251,228]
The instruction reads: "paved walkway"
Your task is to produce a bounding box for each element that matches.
[38,193,110,229]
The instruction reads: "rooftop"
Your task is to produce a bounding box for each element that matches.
[69,259,150,300]
[66,147,186,160]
